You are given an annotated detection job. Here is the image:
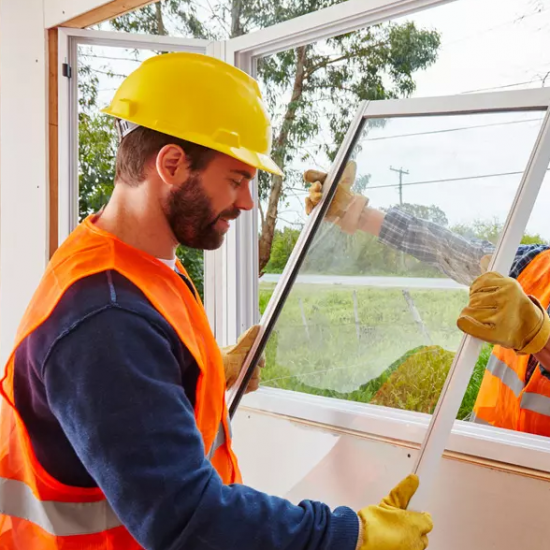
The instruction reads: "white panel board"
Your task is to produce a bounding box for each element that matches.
[233,407,550,550]
[0,0,49,363]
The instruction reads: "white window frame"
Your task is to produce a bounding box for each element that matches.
[221,0,550,478]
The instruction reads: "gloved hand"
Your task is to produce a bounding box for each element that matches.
[358,474,433,550]
[221,325,265,393]
[304,161,367,234]
[457,271,550,355]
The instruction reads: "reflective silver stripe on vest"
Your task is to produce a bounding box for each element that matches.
[485,355,525,397]
[0,477,122,536]
[470,412,491,426]
[207,414,231,460]
[520,392,550,417]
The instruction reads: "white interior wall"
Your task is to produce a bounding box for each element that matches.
[0,0,49,364]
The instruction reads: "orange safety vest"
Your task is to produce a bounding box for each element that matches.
[473,249,550,436]
[0,216,242,548]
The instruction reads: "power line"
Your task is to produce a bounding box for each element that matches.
[461,78,546,94]
[88,68,128,78]
[440,5,550,49]
[366,168,550,191]
[364,117,543,142]
[81,53,144,63]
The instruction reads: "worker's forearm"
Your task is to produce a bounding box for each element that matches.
[356,206,386,237]
[533,335,550,371]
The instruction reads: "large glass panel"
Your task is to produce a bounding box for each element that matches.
[260,109,546,421]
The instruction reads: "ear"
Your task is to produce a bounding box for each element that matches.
[156,144,189,186]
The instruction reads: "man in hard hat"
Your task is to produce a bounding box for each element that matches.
[305,161,550,436]
[0,53,432,550]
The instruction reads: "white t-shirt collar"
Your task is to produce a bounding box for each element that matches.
[156,257,177,271]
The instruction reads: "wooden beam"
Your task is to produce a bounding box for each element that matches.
[48,28,59,257]
[47,0,157,29]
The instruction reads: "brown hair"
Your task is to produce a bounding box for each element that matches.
[115,126,217,186]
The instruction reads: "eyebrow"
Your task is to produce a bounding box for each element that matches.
[230,169,254,180]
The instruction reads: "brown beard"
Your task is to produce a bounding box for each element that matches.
[164,172,240,250]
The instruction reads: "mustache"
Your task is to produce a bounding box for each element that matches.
[212,208,241,225]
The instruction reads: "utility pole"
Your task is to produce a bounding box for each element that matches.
[390,166,409,205]
[390,166,409,273]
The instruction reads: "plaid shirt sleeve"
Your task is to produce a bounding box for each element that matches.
[378,208,550,285]
[378,208,496,286]
[378,208,550,380]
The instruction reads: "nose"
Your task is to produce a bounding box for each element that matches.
[236,182,254,211]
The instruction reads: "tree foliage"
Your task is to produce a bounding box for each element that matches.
[78,64,117,219]
[386,203,449,227]
[79,1,210,296]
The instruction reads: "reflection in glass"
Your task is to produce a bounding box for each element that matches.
[260,111,545,419]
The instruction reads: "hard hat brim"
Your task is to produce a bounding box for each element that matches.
[104,111,284,177]
[225,145,283,177]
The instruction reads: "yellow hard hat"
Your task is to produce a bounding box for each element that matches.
[102,52,282,176]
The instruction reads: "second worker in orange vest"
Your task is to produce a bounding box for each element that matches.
[0,54,433,550]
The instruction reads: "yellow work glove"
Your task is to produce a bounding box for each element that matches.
[358,474,433,550]
[221,325,265,393]
[457,271,550,355]
[304,161,368,234]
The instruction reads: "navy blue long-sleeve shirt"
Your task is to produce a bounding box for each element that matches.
[14,269,358,550]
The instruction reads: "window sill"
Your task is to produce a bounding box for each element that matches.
[240,386,550,473]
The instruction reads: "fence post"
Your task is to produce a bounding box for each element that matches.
[352,289,361,340]
[299,297,310,340]
[402,289,432,345]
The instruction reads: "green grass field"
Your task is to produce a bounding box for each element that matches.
[258,283,490,420]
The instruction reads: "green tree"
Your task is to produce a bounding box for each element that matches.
[78,1,210,296]
[452,218,549,246]
[78,64,117,219]
[263,226,301,273]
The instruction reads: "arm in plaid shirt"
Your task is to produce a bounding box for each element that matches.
[378,207,550,285]
[377,207,550,382]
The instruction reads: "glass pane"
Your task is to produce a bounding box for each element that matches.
[77,44,206,298]
[260,109,546,418]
